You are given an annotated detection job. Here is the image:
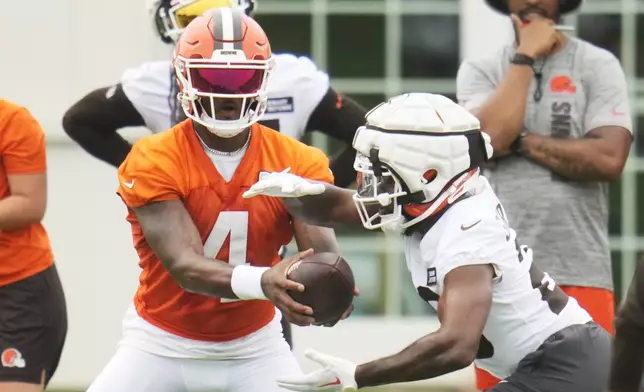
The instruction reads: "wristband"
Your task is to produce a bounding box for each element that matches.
[511,53,535,67]
[230,265,270,300]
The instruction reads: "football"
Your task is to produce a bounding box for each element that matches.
[287,252,355,325]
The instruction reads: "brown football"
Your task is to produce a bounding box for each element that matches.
[287,252,355,325]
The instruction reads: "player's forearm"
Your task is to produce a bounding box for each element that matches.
[522,133,625,182]
[355,331,474,388]
[282,184,361,229]
[474,64,533,153]
[172,255,270,300]
[0,195,45,230]
[169,253,238,298]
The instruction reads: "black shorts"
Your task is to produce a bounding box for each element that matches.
[489,321,611,392]
[0,264,67,385]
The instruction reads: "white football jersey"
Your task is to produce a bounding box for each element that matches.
[120,53,330,139]
[404,176,591,380]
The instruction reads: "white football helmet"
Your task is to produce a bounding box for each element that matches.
[147,0,257,44]
[352,93,494,233]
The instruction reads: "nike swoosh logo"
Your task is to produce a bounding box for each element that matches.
[321,378,341,387]
[461,219,482,231]
[612,109,625,116]
[123,180,135,189]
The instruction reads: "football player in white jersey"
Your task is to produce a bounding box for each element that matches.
[243,93,612,392]
[62,0,366,188]
[61,0,368,349]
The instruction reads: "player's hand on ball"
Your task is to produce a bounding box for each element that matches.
[243,168,326,199]
[276,349,358,391]
[261,248,316,326]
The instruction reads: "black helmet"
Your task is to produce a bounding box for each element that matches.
[485,0,582,15]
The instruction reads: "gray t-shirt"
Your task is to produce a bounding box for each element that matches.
[456,37,633,290]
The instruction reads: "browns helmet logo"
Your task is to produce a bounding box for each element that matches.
[1,348,26,368]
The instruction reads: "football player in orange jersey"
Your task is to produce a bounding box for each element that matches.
[86,8,349,392]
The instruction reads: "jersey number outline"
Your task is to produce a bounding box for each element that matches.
[203,211,249,303]
[496,203,566,315]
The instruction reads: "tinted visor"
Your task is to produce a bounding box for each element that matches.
[190,67,265,94]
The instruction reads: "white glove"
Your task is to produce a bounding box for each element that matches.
[243,168,326,199]
[276,349,358,391]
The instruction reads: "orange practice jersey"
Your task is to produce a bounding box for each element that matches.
[117,121,334,342]
[0,100,53,286]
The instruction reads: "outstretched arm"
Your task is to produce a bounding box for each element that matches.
[354,264,493,387]
[282,183,362,229]
[276,264,494,391]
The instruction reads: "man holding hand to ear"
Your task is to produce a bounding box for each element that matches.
[457,0,632,390]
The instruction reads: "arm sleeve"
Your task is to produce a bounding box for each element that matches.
[582,55,633,134]
[62,83,144,167]
[116,141,182,208]
[304,87,367,143]
[456,60,497,113]
[305,87,367,188]
[1,108,47,175]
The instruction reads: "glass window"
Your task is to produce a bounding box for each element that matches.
[609,178,622,236]
[344,93,387,111]
[577,14,622,61]
[401,15,460,78]
[638,172,644,236]
[638,14,644,78]
[254,14,312,57]
[327,15,386,78]
[637,115,644,157]
[337,237,386,315]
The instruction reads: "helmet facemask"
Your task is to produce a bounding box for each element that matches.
[353,149,483,235]
[175,54,273,138]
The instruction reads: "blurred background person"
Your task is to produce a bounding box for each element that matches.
[0,99,68,392]
[609,256,644,392]
[457,0,632,390]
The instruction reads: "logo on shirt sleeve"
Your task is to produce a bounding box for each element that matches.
[426,267,437,286]
[266,97,294,114]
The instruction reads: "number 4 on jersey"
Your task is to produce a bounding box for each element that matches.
[203,211,249,303]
